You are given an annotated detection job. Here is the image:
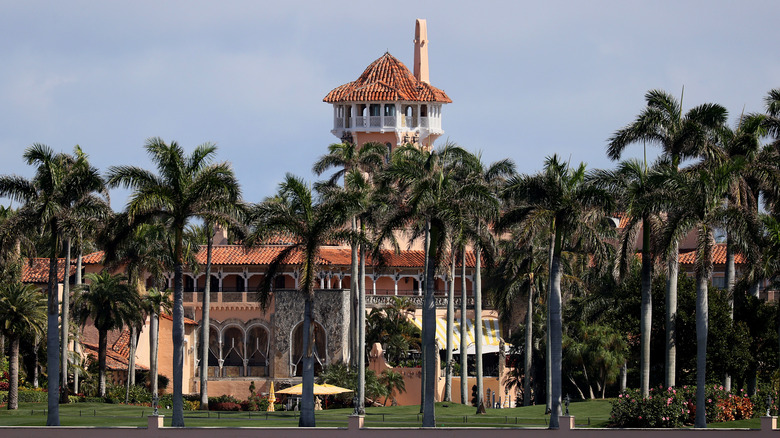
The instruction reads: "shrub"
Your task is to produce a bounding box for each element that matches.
[610,385,757,428]
[183,400,199,411]
[211,402,241,411]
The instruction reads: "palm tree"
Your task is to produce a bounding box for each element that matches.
[589,159,670,397]
[607,89,728,388]
[313,141,388,369]
[247,174,348,427]
[72,272,142,397]
[501,155,613,428]
[106,138,241,427]
[141,287,172,398]
[660,161,736,428]
[0,283,46,410]
[0,144,108,425]
[378,369,406,406]
[379,143,495,425]
[463,153,514,411]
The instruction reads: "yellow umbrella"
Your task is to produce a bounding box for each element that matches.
[267,381,275,412]
[276,383,353,395]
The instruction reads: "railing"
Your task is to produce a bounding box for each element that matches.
[383,116,396,127]
[369,116,381,127]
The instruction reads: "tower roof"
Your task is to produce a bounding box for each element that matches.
[323,52,451,104]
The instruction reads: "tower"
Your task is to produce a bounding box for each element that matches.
[323,19,451,152]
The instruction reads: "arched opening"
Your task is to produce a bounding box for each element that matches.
[247,325,270,377]
[222,326,245,377]
[291,321,326,377]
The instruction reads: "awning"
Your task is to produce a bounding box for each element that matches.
[409,316,505,354]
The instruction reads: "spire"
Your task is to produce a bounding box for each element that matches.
[414,19,429,84]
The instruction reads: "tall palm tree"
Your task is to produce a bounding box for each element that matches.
[72,272,142,397]
[141,287,172,398]
[501,155,613,428]
[379,144,495,425]
[589,159,669,397]
[463,153,514,410]
[660,161,736,428]
[247,174,347,427]
[106,138,241,427]
[607,89,728,388]
[0,144,108,425]
[0,283,46,410]
[313,141,388,369]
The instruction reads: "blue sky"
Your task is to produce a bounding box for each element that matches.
[1,0,778,210]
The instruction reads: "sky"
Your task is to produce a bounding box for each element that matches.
[1,0,778,211]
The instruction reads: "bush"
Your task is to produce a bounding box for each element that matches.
[211,402,241,411]
[610,385,756,428]
[183,400,199,411]
[209,394,240,405]
[17,389,49,403]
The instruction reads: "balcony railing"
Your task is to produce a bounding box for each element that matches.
[333,115,441,132]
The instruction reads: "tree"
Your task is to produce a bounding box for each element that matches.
[141,287,172,398]
[607,89,728,389]
[378,369,406,406]
[589,159,670,397]
[72,272,141,397]
[501,155,613,428]
[106,138,240,426]
[379,144,495,425]
[247,174,347,427]
[660,161,736,428]
[0,283,46,410]
[313,141,388,369]
[0,144,108,425]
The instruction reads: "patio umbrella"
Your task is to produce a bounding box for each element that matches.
[267,381,275,412]
[276,383,353,395]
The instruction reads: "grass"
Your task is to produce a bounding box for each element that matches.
[0,399,760,428]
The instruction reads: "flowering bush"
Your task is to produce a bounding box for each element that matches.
[609,384,755,428]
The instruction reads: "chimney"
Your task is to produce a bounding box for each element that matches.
[414,19,429,84]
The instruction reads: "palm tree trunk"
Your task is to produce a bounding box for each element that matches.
[546,230,554,413]
[171,258,185,427]
[125,327,138,403]
[524,279,534,406]
[420,224,430,413]
[444,249,455,402]
[150,311,160,397]
[724,234,735,392]
[200,227,213,410]
[357,244,366,414]
[694,271,709,428]
[665,241,679,388]
[299,297,316,427]
[548,230,563,429]
[73,243,83,394]
[639,219,652,398]
[460,246,468,405]
[474,244,484,411]
[46,225,60,426]
[60,237,72,403]
[98,329,108,397]
[422,222,438,427]
[350,216,359,367]
[8,336,20,410]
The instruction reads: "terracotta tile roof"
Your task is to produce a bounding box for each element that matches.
[82,251,105,264]
[21,258,76,283]
[81,342,148,371]
[196,245,332,266]
[323,53,452,103]
[160,312,199,326]
[678,243,745,265]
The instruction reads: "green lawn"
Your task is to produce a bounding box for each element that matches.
[0,399,760,429]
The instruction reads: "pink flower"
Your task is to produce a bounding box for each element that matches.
[638,416,642,420]
[708,399,712,403]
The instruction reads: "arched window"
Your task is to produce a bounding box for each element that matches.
[210,275,219,292]
[222,327,245,377]
[184,275,195,291]
[247,325,270,376]
[291,321,326,377]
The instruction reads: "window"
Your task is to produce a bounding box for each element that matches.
[384,104,396,116]
[291,322,326,376]
[369,104,381,117]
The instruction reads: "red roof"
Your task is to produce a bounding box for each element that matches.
[323,53,452,103]
[160,312,199,326]
[21,258,76,283]
[81,341,148,371]
[678,243,745,265]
